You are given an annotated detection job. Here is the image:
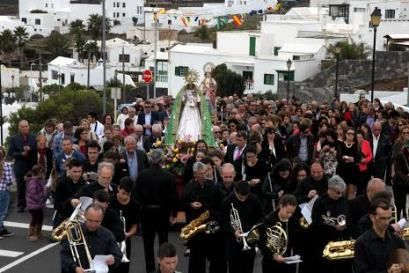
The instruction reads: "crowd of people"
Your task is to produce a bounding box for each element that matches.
[0,93,409,273]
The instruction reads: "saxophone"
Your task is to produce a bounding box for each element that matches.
[180,210,219,241]
[322,240,355,260]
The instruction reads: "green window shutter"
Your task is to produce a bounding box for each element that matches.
[175,66,180,76]
[274,47,281,56]
[249,36,256,56]
[264,74,274,85]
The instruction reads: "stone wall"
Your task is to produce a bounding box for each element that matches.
[277,51,409,102]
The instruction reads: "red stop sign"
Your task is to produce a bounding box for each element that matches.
[143,70,153,84]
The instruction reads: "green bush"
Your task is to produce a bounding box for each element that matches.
[8,88,112,137]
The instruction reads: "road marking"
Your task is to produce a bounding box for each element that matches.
[0,242,59,273]
[0,250,24,258]
[4,221,53,231]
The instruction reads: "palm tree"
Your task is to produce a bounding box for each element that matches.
[87,14,112,40]
[13,26,29,68]
[69,19,86,36]
[328,40,371,60]
[84,40,99,60]
[0,29,17,65]
[46,31,70,59]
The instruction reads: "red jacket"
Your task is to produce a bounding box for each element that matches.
[359,139,373,172]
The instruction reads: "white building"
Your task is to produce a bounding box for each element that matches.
[309,0,409,50]
[0,65,20,89]
[47,56,135,89]
[16,0,144,36]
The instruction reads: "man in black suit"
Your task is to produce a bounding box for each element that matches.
[137,100,160,136]
[120,135,149,186]
[134,149,178,273]
[8,120,37,212]
[368,121,392,182]
[285,118,314,164]
[224,131,247,181]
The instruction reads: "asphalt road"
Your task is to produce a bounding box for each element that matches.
[0,203,263,273]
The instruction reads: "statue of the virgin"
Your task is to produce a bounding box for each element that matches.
[165,70,216,146]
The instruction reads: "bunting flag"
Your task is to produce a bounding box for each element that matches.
[194,17,199,22]
[217,16,228,29]
[181,16,189,27]
[232,15,243,27]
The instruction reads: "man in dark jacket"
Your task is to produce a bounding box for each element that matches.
[137,100,160,136]
[285,119,314,164]
[8,120,37,212]
[134,149,178,273]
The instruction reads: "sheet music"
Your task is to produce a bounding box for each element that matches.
[284,255,302,264]
[80,196,93,211]
[92,255,109,273]
[299,195,319,225]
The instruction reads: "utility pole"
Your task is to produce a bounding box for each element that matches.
[122,45,126,103]
[39,53,43,102]
[87,51,90,89]
[153,11,157,99]
[102,0,107,114]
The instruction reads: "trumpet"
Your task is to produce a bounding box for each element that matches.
[119,210,130,263]
[52,204,95,273]
[266,222,288,256]
[230,203,251,251]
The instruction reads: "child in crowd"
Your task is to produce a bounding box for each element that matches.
[0,146,15,239]
[26,164,47,241]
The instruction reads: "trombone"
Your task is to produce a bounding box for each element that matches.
[52,204,95,273]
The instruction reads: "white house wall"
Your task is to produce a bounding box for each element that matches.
[217,31,260,55]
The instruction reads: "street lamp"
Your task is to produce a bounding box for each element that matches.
[370,7,381,103]
[286,58,292,102]
[334,46,341,100]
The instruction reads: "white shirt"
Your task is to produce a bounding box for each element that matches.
[372,134,380,159]
[90,121,104,139]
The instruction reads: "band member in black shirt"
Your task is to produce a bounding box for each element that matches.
[259,194,300,273]
[221,180,263,273]
[355,197,405,273]
[311,175,350,273]
[109,177,141,273]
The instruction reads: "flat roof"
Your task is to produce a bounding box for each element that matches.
[279,42,323,54]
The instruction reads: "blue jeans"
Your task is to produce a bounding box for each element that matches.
[0,190,10,230]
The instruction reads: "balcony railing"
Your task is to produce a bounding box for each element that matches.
[245,80,254,90]
[156,74,168,82]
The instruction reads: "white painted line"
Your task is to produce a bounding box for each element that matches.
[0,242,59,273]
[0,250,24,258]
[4,221,53,231]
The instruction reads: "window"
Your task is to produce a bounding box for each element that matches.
[22,17,27,23]
[113,13,116,18]
[385,9,395,19]
[70,73,75,83]
[113,2,115,7]
[175,66,189,76]
[123,13,126,17]
[293,55,300,60]
[60,73,65,85]
[45,3,48,7]
[117,12,120,17]
[117,2,120,7]
[273,47,281,56]
[119,54,130,62]
[249,36,256,56]
[264,74,274,85]
[123,2,126,8]
[35,19,41,25]
[157,61,168,72]
[283,71,294,81]
[354,7,365,12]
[52,70,58,80]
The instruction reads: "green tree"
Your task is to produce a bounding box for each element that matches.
[87,14,112,40]
[46,31,70,59]
[13,26,29,68]
[8,88,110,136]
[0,29,17,65]
[328,40,371,60]
[194,25,210,41]
[69,19,86,36]
[212,64,245,97]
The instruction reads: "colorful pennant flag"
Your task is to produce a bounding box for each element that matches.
[181,16,188,27]
[232,15,243,27]
[217,16,228,29]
